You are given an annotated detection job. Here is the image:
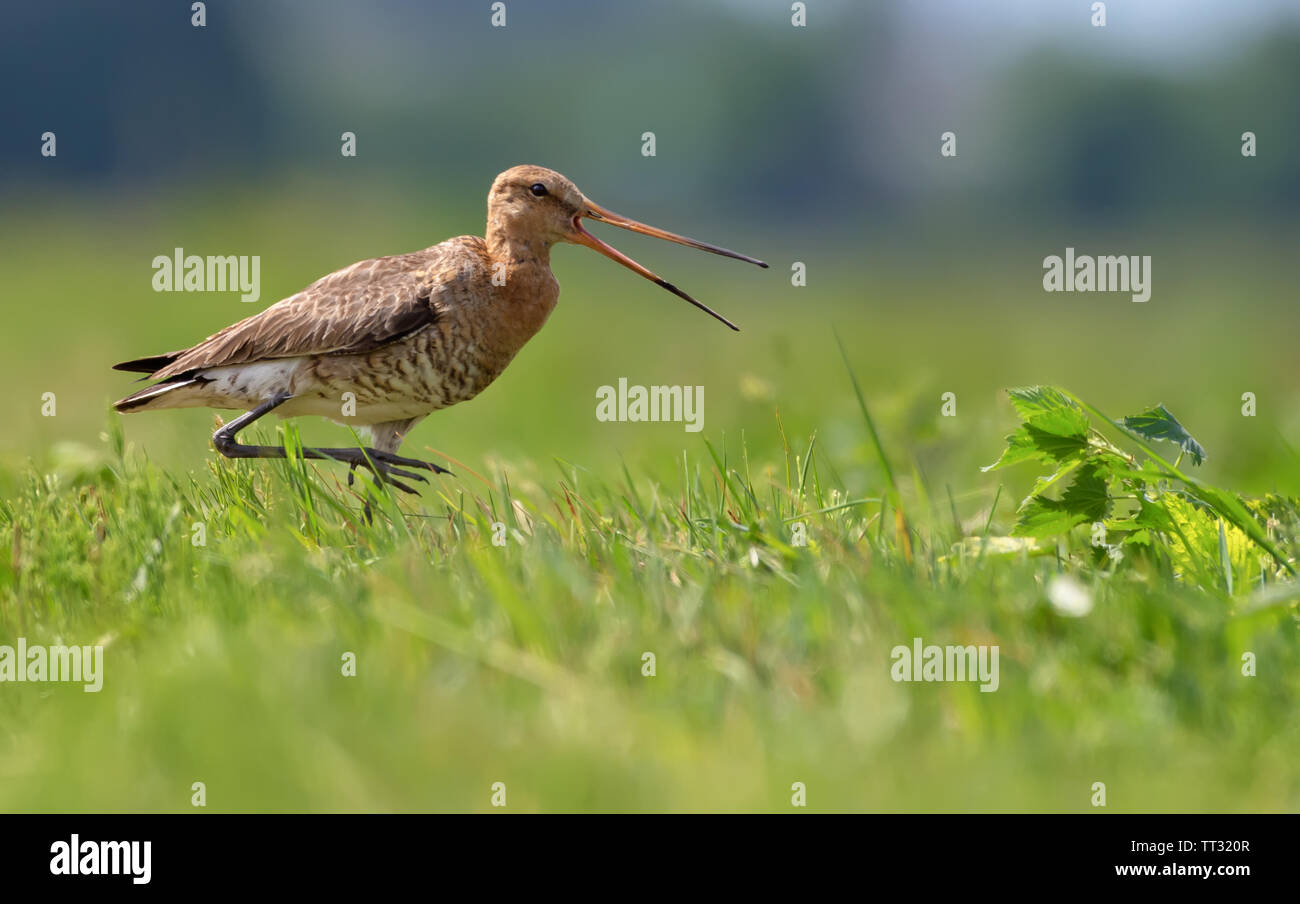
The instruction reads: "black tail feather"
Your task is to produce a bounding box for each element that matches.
[112,353,179,375]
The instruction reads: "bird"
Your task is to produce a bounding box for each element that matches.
[113,165,767,494]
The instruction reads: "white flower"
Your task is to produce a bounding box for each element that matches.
[1047,574,1093,617]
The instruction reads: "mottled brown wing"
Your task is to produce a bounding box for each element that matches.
[141,239,483,382]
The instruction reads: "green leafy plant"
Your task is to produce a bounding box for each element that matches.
[986,386,1295,589]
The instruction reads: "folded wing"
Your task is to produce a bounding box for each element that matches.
[114,238,485,383]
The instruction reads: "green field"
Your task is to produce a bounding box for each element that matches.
[1,186,1298,811]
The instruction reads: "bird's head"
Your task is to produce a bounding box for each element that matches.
[487,164,767,331]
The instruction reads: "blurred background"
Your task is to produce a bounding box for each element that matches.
[3,0,1300,496]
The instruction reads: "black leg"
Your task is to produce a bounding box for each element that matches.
[211,393,451,495]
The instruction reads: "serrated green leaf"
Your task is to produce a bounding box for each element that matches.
[1119,404,1207,466]
[1011,463,1111,538]
[1008,386,1091,437]
[1133,495,1176,533]
[1029,459,1083,496]
[1059,463,1111,521]
[1159,492,1260,591]
[982,427,1049,472]
[1178,482,1278,562]
[1012,498,1087,538]
[983,424,1089,472]
[1008,386,1075,419]
[1026,424,1091,459]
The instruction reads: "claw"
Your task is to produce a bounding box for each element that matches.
[340,455,426,495]
[382,475,420,495]
[376,464,427,485]
[371,449,453,475]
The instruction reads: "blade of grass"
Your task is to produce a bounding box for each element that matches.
[834,328,911,562]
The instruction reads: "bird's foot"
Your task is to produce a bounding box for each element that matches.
[324,448,432,495]
[361,448,454,476]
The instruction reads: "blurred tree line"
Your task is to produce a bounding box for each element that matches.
[2,0,1297,225]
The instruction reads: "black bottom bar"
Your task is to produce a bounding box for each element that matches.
[0,814,1286,891]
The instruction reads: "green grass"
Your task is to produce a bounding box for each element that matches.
[2,186,1299,811]
[1,401,1297,812]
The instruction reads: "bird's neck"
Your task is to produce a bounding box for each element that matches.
[481,229,561,352]
[486,225,554,271]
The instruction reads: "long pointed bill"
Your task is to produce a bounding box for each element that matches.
[570,200,768,332]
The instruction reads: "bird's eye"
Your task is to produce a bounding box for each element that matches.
[530,183,548,197]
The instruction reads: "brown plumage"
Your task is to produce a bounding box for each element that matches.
[114,165,766,493]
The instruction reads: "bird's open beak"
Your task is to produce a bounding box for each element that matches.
[569,199,768,332]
